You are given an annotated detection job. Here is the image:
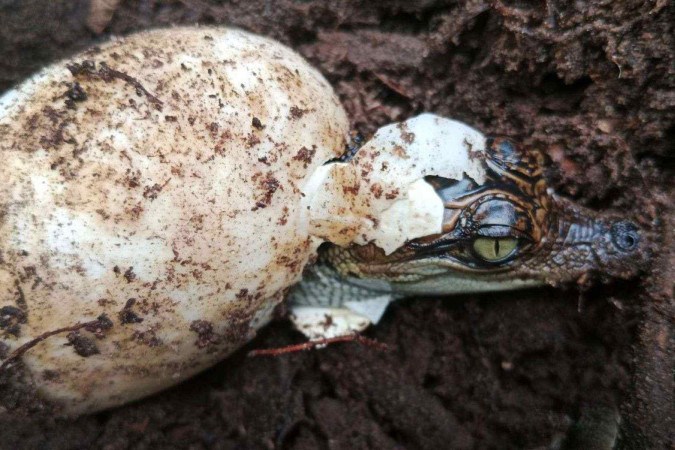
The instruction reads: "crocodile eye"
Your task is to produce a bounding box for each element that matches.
[472,237,518,262]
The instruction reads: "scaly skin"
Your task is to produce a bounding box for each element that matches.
[321,137,646,294]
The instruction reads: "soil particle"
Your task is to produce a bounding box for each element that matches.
[384,188,400,200]
[251,116,264,130]
[189,320,219,349]
[292,145,316,168]
[65,331,99,357]
[142,179,170,201]
[0,1,672,449]
[122,267,135,283]
[131,329,162,348]
[86,0,121,34]
[0,306,27,337]
[253,173,281,209]
[85,314,114,338]
[118,298,143,325]
[370,183,384,199]
[63,81,87,109]
[66,60,163,110]
[288,105,307,119]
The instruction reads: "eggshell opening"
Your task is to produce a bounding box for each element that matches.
[306,114,487,254]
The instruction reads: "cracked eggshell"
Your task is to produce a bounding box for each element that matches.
[0,26,348,415]
[307,113,487,254]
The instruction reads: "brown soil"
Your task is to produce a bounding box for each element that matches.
[0,1,672,449]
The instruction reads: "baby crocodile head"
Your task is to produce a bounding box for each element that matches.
[321,126,646,296]
[292,113,648,339]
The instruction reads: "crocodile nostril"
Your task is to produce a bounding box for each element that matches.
[611,221,640,252]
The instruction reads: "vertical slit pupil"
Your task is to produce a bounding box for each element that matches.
[494,239,500,256]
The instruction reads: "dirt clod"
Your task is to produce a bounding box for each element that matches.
[66,331,99,357]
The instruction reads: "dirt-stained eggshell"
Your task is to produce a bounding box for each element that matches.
[0,26,348,415]
[306,114,486,254]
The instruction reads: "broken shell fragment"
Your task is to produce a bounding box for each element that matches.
[304,114,487,253]
[0,26,349,415]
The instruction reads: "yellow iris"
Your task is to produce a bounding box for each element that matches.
[473,237,518,262]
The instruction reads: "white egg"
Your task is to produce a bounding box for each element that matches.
[0,26,348,415]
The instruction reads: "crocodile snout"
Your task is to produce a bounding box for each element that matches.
[534,198,651,285]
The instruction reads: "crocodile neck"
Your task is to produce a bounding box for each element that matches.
[296,243,543,306]
[288,257,397,310]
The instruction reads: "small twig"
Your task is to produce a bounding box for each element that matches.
[0,317,110,372]
[67,60,164,111]
[373,72,413,99]
[248,334,389,357]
